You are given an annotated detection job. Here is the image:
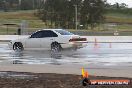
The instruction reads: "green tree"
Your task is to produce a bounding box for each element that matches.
[0,0,4,10]
[80,0,105,29]
[20,0,33,10]
[39,0,73,28]
[37,0,105,29]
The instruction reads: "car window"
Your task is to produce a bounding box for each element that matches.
[41,30,58,37]
[30,30,58,38]
[30,31,43,38]
[55,30,74,35]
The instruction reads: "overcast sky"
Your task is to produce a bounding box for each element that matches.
[107,0,132,8]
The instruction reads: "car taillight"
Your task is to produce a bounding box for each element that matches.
[69,38,87,42]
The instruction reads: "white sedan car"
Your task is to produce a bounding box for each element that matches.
[9,29,87,51]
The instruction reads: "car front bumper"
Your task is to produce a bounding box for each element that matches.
[8,41,13,49]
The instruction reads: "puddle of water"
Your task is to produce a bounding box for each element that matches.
[0,43,132,66]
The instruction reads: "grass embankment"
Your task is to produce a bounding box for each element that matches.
[105,13,132,24]
[0,10,132,35]
[104,13,132,32]
[0,11,45,34]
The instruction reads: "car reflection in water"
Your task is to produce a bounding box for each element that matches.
[11,50,64,65]
[12,51,24,64]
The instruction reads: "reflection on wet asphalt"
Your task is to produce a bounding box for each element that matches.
[0,43,132,66]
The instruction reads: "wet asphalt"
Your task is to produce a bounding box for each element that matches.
[0,42,132,67]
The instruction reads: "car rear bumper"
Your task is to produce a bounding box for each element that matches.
[60,42,88,49]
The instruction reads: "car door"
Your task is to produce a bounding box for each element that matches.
[25,31,43,49]
[40,30,58,50]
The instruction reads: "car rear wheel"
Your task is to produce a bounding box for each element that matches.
[13,42,24,51]
[51,42,62,58]
[51,42,62,52]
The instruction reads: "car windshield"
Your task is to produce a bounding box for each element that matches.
[55,30,74,35]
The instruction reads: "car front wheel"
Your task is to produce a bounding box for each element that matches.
[13,42,24,51]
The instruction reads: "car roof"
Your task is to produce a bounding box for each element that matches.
[33,29,63,34]
[42,29,63,31]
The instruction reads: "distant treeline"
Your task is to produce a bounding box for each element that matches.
[106,8,132,15]
[0,0,131,12]
[0,0,132,16]
[105,2,132,15]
